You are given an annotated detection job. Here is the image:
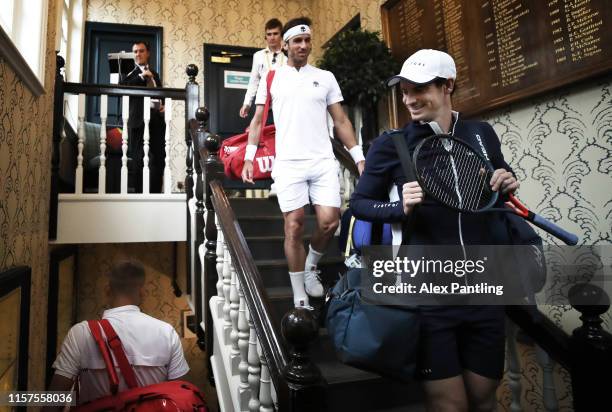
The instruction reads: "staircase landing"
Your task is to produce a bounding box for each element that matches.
[53,193,187,243]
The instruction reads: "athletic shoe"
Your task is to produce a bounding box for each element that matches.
[304,269,324,297]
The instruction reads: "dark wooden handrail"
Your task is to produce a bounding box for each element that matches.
[505,306,571,369]
[209,179,291,407]
[331,137,359,177]
[63,82,186,100]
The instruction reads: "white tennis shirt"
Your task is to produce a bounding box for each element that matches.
[255,64,343,161]
[52,305,190,403]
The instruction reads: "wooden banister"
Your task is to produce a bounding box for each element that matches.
[209,179,291,405]
[330,137,359,177]
[63,82,186,100]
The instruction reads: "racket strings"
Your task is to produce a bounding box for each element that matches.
[415,136,495,212]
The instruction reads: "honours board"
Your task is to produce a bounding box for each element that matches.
[382,0,611,116]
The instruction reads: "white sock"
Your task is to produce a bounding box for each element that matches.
[289,271,309,307]
[305,244,324,271]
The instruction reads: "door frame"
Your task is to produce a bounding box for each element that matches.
[83,22,163,84]
[203,43,260,135]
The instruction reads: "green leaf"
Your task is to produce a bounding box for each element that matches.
[318,28,400,107]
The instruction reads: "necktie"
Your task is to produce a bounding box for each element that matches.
[144,65,155,88]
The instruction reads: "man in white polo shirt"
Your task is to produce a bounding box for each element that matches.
[241,17,365,309]
[45,260,190,407]
[239,18,285,119]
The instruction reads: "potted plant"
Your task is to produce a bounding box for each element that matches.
[319,28,399,145]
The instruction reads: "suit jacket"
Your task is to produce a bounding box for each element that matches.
[120,66,163,128]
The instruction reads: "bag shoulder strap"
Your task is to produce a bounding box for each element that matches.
[390,130,416,182]
[86,320,119,394]
[389,130,417,243]
[99,319,139,389]
[259,70,276,135]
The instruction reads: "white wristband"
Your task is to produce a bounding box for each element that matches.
[349,145,365,163]
[244,144,258,161]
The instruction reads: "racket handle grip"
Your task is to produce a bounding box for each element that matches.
[532,214,579,245]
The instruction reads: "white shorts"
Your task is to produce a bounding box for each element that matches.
[271,158,341,213]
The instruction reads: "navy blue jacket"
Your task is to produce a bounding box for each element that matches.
[350,117,513,245]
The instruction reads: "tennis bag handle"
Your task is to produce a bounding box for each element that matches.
[260,70,276,133]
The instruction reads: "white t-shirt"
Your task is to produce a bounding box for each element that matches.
[52,305,190,404]
[255,64,343,161]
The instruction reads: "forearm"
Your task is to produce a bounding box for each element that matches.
[243,62,261,106]
[350,196,405,222]
[247,117,262,145]
[334,117,358,149]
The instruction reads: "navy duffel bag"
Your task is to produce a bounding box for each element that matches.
[326,268,420,382]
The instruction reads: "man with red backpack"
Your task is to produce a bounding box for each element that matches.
[44,260,196,410]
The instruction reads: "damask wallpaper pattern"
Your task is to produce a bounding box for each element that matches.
[484,75,612,333]
[0,0,58,390]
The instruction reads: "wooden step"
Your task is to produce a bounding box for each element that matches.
[256,256,345,288]
[245,235,342,260]
[238,215,318,237]
[265,291,425,412]
[229,197,317,217]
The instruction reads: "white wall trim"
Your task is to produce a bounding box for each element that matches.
[0,25,45,96]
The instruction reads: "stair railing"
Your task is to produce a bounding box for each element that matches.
[505,284,612,411]
[192,109,325,411]
[330,137,359,206]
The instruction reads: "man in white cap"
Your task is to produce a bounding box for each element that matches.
[242,17,365,309]
[351,49,518,411]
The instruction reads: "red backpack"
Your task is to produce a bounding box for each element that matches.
[220,70,276,180]
[73,319,207,412]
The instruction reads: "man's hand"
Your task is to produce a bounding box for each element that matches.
[242,160,254,184]
[141,69,154,79]
[159,104,165,113]
[239,105,250,118]
[490,168,519,194]
[357,160,365,176]
[402,181,424,215]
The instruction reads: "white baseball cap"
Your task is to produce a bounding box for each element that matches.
[387,49,456,86]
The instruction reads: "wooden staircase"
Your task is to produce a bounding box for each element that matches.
[229,196,425,412]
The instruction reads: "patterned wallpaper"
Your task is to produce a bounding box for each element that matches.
[76,242,216,404]
[0,0,58,391]
[483,74,612,334]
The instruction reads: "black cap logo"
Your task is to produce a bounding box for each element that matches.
[301,26,306,32]
[313,81,319,87]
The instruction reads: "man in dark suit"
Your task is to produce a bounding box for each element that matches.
[120,41,165,193]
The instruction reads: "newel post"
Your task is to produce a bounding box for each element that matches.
[568,284,612,410]
[281,308,325,411]
[184,64,199,296]
[49,53,65,240]
[199,107,224,382]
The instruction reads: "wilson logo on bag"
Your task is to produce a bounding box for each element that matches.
[256,155,275,173]
[220,70,276,180]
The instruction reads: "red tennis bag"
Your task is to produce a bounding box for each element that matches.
[220,70,276,180]
[73,319,207,412]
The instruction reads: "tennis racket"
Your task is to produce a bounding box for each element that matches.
[397,131,578,245]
